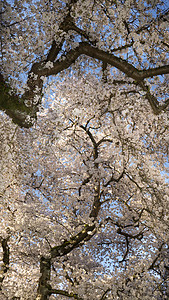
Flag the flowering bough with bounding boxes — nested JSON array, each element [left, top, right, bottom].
[[0, 1, 169, 299], [1, 1, 169, 126]]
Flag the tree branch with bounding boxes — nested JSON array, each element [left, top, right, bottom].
[[139, 65, 169, 79], [0, 73, 37, 127], [49, 289, 83, 300], [100, 288, 111, 300], [50, 223, 96, 258], [2, 35, 169, 127], [0, 237, 10, 290], [36, 257, 51, 300], [34, 42, 169, 114], [103, 169, 125, 187], [46, 40, 64, 62]]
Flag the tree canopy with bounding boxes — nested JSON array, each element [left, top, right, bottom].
[[0, 0, 169, 299]]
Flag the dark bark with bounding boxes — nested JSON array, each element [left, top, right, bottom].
[[1, 14, 169, 127], [36, 257, 51, 300], [0, 73, 38, 128], [0, 238, 10, 290], [36, 124, 104, 299]]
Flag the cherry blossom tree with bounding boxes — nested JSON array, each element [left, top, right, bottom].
[[0, 0, 169, 299]]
